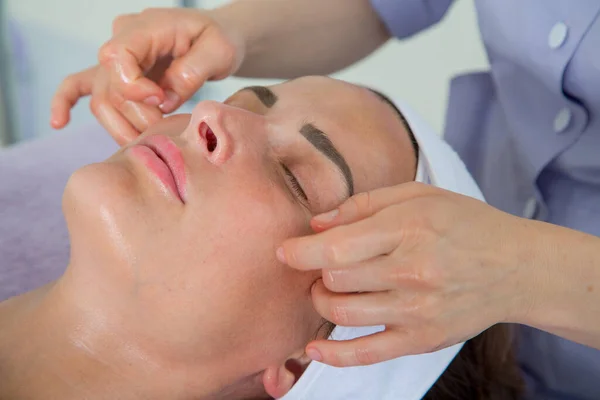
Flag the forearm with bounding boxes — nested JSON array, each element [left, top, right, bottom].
[[519, 220, 600, 349], [210, 0, 391, 78]]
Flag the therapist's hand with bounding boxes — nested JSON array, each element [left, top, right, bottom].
[[278, 182, 538, 367], [50, 8, 245, 145]]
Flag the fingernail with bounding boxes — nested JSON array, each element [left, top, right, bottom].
[[276, 247, 286, 263], [143, 95, 161, 106], [159, 90, 180, 113], [306, 348, 322, 362], [313, 209, 339, 224]]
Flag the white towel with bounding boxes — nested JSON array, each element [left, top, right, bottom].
[[281, 101, 486, 400]]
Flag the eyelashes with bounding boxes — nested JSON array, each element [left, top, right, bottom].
[[281, 164, 308, 203]]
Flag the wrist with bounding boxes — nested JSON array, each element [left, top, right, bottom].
[[510, 220, 600, 341], [501, 217, 544, 325]]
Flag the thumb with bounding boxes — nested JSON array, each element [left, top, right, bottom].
[[159, 28, 241, 113]]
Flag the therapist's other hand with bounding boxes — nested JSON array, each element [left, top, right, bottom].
[[278, 182, 536, 367], [50, 8, 245, 145]]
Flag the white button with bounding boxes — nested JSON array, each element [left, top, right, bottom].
[[548, 22, 568, 49], [554, 107, 572, 133], [523, 197, 538, 219]]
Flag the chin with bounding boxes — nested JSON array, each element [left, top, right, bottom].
[[62, 160, 144, 265]]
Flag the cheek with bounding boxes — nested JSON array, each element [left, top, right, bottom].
[[187, 180, 307, 271], [172, 179, 318, 353]]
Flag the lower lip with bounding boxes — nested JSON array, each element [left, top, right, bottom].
[[127, 145, 183, 202]]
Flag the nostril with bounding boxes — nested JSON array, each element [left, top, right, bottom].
[[206, 128, 217, 152], [199, 122, 218, 153]]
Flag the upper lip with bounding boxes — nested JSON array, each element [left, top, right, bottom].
[[139, 135, 187, 203]]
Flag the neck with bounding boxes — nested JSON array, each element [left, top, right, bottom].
[[0, 280, 151, 400], [0, 266, 231, 400]]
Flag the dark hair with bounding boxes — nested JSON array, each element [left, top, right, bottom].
[[424, 324, 524, 399]]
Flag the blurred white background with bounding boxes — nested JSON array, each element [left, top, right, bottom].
[[2, 0, 488, 144]]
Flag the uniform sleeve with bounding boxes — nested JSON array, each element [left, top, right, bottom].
[[369, 0, 455, 39]]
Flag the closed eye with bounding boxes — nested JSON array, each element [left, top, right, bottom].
[[282, 164, 308, 203]]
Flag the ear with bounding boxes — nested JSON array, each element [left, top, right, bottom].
[[262, 352, 312, 399]]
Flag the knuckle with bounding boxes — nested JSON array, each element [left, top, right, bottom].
[[397, 215, 438, 249], [111, 15, 128, 34], [172, 62, 204, 87], [98, 42, 118, 64], [388, 266, 410, 288], [423, 261, 444, 289], [329, 303, 351, 326], [89, 98, 102, 117], [409, 260, 430, 286], [413, 255, 444, 289], [354, 347, 378, 366], [346, 191, 373, 215], [107, 89, 125, 108], [213, 39, 237, 68], [61, 74, 78, 91], [321, 239, 341, 265]]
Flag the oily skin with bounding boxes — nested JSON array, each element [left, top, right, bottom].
[[0, 76, 415, 399]]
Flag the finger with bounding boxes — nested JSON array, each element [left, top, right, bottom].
[[322, 256, 416, 293], [90, 72, 139, 145], [111, 13, 136, 36], [311, 279, 395, 327], [98, 37, 164, 104], [159, 32, 235, 113], [118, 100, 163, 133], [306, 329, 417, 367], [279, 209, 400, 270], [50, 66, 97, 129], [90, 97, 139, 146], [311, 182, 441, 232]]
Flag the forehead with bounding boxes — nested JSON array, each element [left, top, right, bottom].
[[268, 77, 416, 191]]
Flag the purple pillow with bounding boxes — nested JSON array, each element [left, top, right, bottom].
[[0, 124, 116, 300]]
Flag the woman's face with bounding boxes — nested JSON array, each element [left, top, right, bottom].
[[61, 76, 416, 396]]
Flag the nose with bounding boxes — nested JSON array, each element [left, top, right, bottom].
[[185, 101, 237, 166]]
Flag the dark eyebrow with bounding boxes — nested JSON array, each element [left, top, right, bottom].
[[300, 124, 354, 197], [239, 86, 353, 197], [240, 86, 278, 108]]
